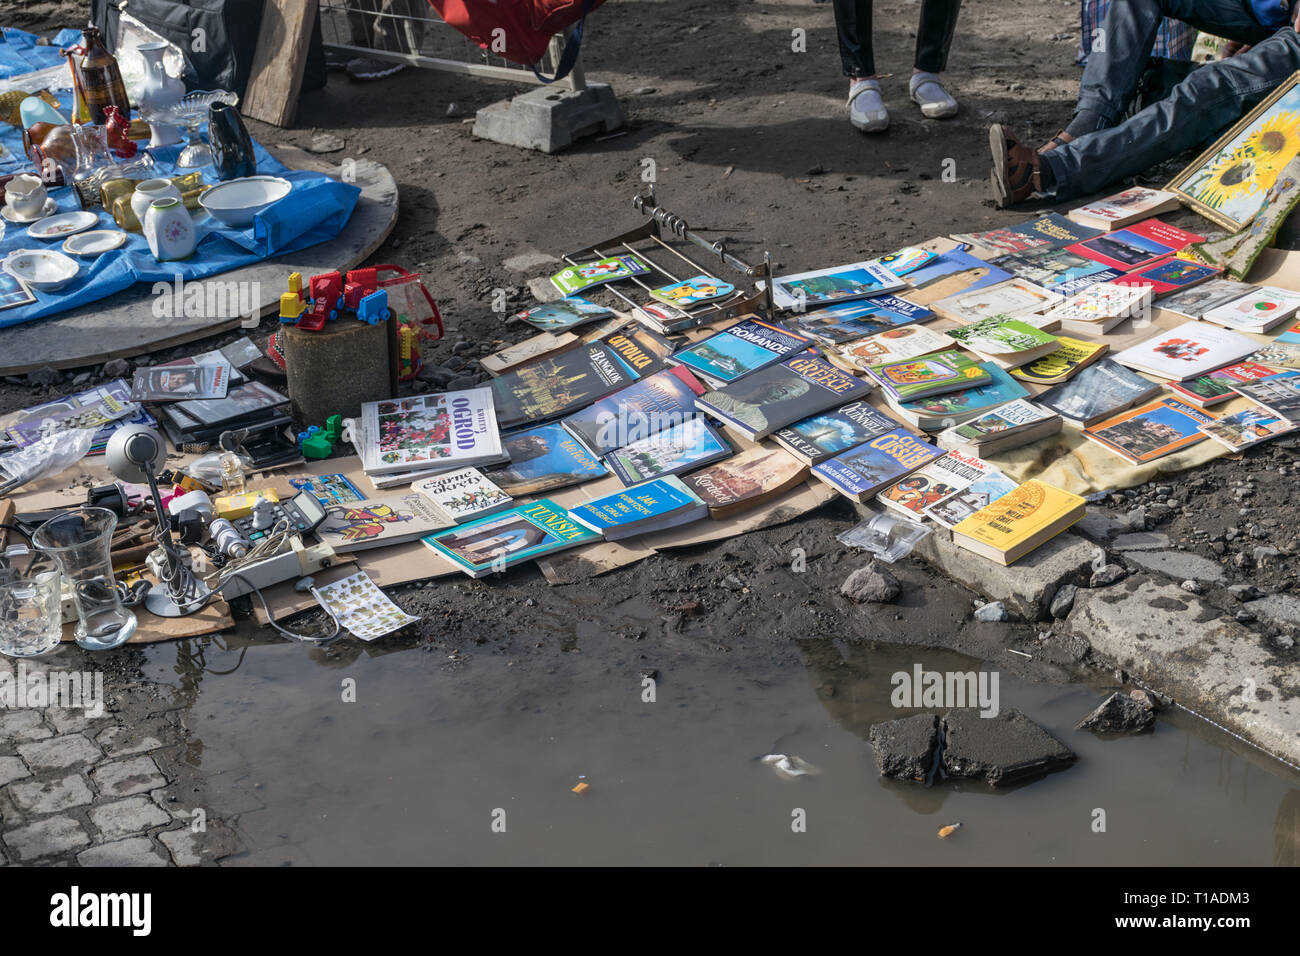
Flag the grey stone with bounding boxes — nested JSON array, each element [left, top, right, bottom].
[[473, 82, 625, 154], [1180, 579, 1205, 595], [1075, 691, 1155, 734], [1112, 532, 1171, 551], [9, 774, 93, 814], [1125, 506, 1147, 530], [26, 365, 60, 386], [1124, 549, 1227, 582], [16, 734, 100, 770], [941, 709, 1076, 787], [974, 601, 1009, 622], [0, 710, 52, 742], [1090, 564, 1129, 587], [502, 251, 561, 273], [101, 357, 129, 378], [1254, 546, 1282, 565], [95, 727, 163, 758], [1228, 584, 1262, 602], [1073, 513, 1126, 544], [5, 815, 90, 861], [159, 821, 240, 866], [1049, 584, 1078, 620], [526, 277, 562, 303], [92, 755, 167, 798], [0, 755, 31, 787], [869, 714, 940, 781], [307, 131, 346, 153], [1249, 593, 1300, 631], [841, 562, 901, 604], [77, 838, 166, 867], [46, 709, 97, 734], [89, 796, 171, 841]]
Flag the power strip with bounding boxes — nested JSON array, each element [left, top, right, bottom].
[[217, 537, 342, 599]]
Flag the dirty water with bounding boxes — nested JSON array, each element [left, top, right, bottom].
[[141, 619, 1300, 866]]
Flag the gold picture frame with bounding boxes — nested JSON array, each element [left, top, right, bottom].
[[1167, 69, 1300, 233]]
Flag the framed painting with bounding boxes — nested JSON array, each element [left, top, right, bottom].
[[1167, 70, 1300, 232]]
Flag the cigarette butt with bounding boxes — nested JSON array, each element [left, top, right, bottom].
[[938, 823, 962, 839]]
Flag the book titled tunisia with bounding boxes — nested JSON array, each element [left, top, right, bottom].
[[1083, 397, 1216, 464], [422, 499, 599, 578], [812, 428, 942, 502], [952, 479, 1087, 566], [695, 354, 872, 440]]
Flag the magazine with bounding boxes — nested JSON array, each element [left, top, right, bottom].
[[770, 261, 903, 309]]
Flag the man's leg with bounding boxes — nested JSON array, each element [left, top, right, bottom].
[[1046, 28, 1300, 201], [914, 0, 961, 73], [832, 0, 875, 77], [1074, 0, 1272, 132]]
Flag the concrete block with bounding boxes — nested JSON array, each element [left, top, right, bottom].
[[159, 821, 240, 866], [911, 529, 1098, 620], [1247, 593, 1300, 631], [9, 774, 92, 814], [89, 796, 171, 841], [473, 83, 625, 153], [91, 755, 167, 798], [17, 734, 101, 770], [1124, 549, 1226, 582], [77, 837, 166, 867], [5, 815, 90, 861], [0, 711, 51, 743], [0, 755, 30, 788]]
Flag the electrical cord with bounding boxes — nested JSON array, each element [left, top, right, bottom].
[[201, 517, 294, 592], [222, 569, 343, 646]]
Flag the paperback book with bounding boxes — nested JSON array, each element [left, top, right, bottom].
[[316, 492, 453, 553], [1049, 267, 1125, 296], [354, 387, 503, 476], [1042, 281, 1152, 333], [1083, 397, 1216, 463], [836, 324, 956, 371], [952, 479, 1086, 565], [4, 380, 155, 455], [492, 343, 640, 430], [562, 366, 706, 456], [875, 247, 938, 278], [1155, 278, 1256, 321], [680, 447, 810, 517], [945, 316, 1060, 369], [7, 393, 136, 448], [1035, 359, 1164, 426], [287, 473, 365, 505], [770, 261, 903, 310], [886, 364, 1031, 432], [1066, 219, 1205, 271], [937, 398, 1061, 452], [1113, 256, 1220, 296], [812, 429, 943, 502], [650, 275, 735, 307], [866, 350, 993, 402], [1009, 337, 1109, 385], [569, 476, 707, 540], [670, 317, 812, 385], [901, 250, 1013, 295], [551, 255, 652, 296], [422, 499, 599, 579], [1248, 341, 1300, 371], [876, 449, 992, 519], [1231, 371, 1300, 421], [924, 470, 1019, 529], [411, 466, 514, 524], [1167, 361, 1278, 407], [485, 423, 607, 496], [771, 399, 901, 465], [1199, 406, 1297, 450], [952, 213, 1101, 254], [695, 354, 872, 440], [633, 301, 698, 335], [1112, 322, 1258, 381], [991, 246, 1113, 289], [601, 326, 677, 376], [1066, 187, 1181, 230], [604, 416, 732, 487], [792, 295, 932, 344], [930, 278, 1062, 324], [514, 296, 613, 332], [1200, 286, 1300, 333]]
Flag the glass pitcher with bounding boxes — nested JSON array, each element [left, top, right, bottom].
[[32, 508, 136, 650]]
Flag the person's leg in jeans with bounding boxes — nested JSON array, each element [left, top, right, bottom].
[[833, 0, 890, 131], [910, 0, 962, 117]]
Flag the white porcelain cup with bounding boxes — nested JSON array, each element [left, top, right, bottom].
[[129, 178, 183, 226], [5, 174, 48, 219]]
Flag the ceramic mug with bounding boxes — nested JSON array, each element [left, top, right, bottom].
[[129, 178, 182, 225], [5, 174, 47, 219], [143, 197, 196, 261]]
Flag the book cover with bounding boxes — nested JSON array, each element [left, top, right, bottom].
[[792, 300, 896, 343], [772, 399, 901, 464], [952, 213, 1101, 254], [287, 473, 366, 505], [1113, 257, 1220, 296], [1049, 267, 1125, 296], [172, 380, 288, 430], [316, 492, 453, 553], [696, 354, 872, 439], [1084, 397, 1216, 463], [605, 416, 732, 486], [1036, 359, 1163, 424], [1113, 322, 1257, 381], [358, 387, 502, 476], [650, 275, 735, 307], [890, 364, 1031, 429], [950, 398, 1053, 442], [952, 479, 1086, 557], [671, 317, 812, 384], [6, 380, 156, 455], [1043, 281, 1152, 325], [632, 301, 694, 333], [569, 476, 704, 534], [1167, 361, 1278, 406], [1067, 219, 1204, 271], [1067, 187, 1180, 229], [1280, 319, 1300, 345], [931, 277, 1062, 324], [877, 449, 992, 517], [551, 255, 652, 295], [812, 429, 942, 499], [946, 316, 1059, 358], [601, 326, 677, 376], [867, 350, 992, 402], [771, 261, 903, 309], [8, 393, 136, 447], [1156, 278, 1257, 320], [875, 247, 938, 277], [492, 343, 639, 430], [423, 499, 599, 578], [924, 470, 1019, 528], [680, 447, 809, 515], [1248, 341, 1300, 371], [562, 366, 706, 456], [1232, 371, 1300, 420], [1199, 406, 1297, 450], [412, 466, 514, 523], [1010, 337, 1109, 385], [991, 246, 1113, 288], [902, 250, 1013, 293], [838, 324, 955, 371], [484, 422, 607, 495], [1202, 286, 1300, 332], [130, 361, 230, 402], [515, 296, 612, 332]]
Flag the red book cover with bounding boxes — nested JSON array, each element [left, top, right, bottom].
[[1066, 219, 1206, 272], [1112, 256, 1221, 295]]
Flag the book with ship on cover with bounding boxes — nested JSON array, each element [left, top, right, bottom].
[[951, 479, 1086, 566], [670, 317, 813, 385], [695, 354, 872, 441]]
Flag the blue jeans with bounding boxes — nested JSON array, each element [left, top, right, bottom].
[[1043, 25, 1300, 201]]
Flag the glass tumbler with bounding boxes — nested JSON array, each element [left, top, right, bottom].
[[32, 508, 136, 650], [0, 571, 63, 658]]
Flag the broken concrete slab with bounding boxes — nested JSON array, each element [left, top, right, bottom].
[[1073, 513, 1127, 544], [941, 709, 1076, 786], [911, 528, 1097, 620], [1112, 532, 1172, 551], [1068, 577, 1300, 766], [1123, 549, 1226, 583], [473, 83, 625, 153], [869, 714, 940, 782], [1247, 593, 1300, 631], [1076, 691, 1155, 734]]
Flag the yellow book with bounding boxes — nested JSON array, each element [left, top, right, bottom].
[[951, 479, 1086, 566], [1009, 336, 1109, 385]]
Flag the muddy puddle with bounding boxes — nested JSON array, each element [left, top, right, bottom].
[[141, 617, 1300, 866]]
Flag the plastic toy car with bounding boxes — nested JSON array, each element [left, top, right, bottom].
[[355, 288, 391, 325], [308, 271, 344, 312]]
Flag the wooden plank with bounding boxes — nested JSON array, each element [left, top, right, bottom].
[[242, 0, 320, 128]]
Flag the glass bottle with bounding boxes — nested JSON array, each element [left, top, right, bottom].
[[78, 27, 131, 126]]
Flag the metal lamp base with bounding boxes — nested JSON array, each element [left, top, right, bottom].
[[144, 580, 212, 618]]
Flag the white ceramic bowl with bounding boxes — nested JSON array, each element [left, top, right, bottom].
[[3, 248, 80, 292], [198, 175, 291, 227]]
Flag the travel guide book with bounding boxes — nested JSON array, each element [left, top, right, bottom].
[[1035, 359, 1164, 426], [670, 317, 812, 385], [876, 450, 993, 519], [695, 354, 872, 440], [901, 250, 1012, 294], [1154, 278, 1256, 321], [680, 447, 810, 518], [1049, 267, 1125, 296], [930, 277, 1062, 325], [836, 324, 955, 372], [568, 476, 707, 540], [792, 295, 932, 344], [423, 499, 599, 579], [952, 479, 1086, 566], [600, 326, 676, 376], [411, 466, 514, 524], [551, 255, 652, 296], [562, 366, 706, 456], [944, 316, 1060, 369], [924, 470, 1019, 529], [130, 361, 231, 402], [1112, 322, 1258, 381], [812, 428, 942, 502], [1112, 257, 1220, 296], [1066, 187, 1181, 230], [887, 364, 1031, 432], [937, 398, 1061, 452], [1201, 286, 1300, 333], [353, 387, 503, 477], [771, 399, 901, 465], [1248, 341, 1300, 371], [951, 213, 1101, 254], [316, 492, 452, 553], [604, 416, 732, 487], [1010, 337, 1109, 385], [770, 260, 903, 310], [515, 296, 613, 332], [991, 246, 1114, 289], [875, 247, 938, 278], [1231, 371, 1300, 421], [484, 423, 607, 496], [1167, 361, 1278, 407], [649, 275, 736, 308], [1042, 281, 1152, 333], [1199, 406, 1297, 451], [866, 349, 992, 402], [1083, 397, 1216, 464], [1066, 219, 1205, 271], [492, 342, 640, 431]]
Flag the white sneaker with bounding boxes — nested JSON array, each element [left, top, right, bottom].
[[909, 72, 958, 119], [848, 80, 889, 133]]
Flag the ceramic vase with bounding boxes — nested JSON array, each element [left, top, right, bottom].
[[135, 42, 184, 148], [143, 197, 196, 261], [129, 178, 182, 225]]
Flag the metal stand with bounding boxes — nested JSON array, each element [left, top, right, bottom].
[[141, 468, 211, 618]]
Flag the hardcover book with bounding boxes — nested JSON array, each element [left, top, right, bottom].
[[484, 422, 607, 496], [551, 255, 652, 295], [1199, 406, 1297, 450], [866, 350, 992, 402], [1231, 371, 1300, 420], [354, 388, 503, 476], [680, 446, 810, 517], [670, 317, 812, 384], [422, 499, 599, 578], [695, 354, 872, 440], [411, 466, 514, 524], [1083, 397, 1216, 463], [930, 278, 1062, 324], [604, 416, 732, 486], [1066, 187, 1181, 230], [514, 296, 612, 332], [1035, 359, 1164, 426], [812, 428, 942, 502], [1112, 322, 1257, 381], [771, 399, 901, 465], [316, 492, 453, 553], [1167, 361, 1278, 407], [491, 343, 640, 430], [952, 479, 1086, 565], [770, 260, 904, 309], [1154, 278, 1257, 321], [568, 476, 707, 540], [924, 470, 1019, 528], [1009, 337, 1109, 385], [876, 449, 992, 519], [562, 366, 706, 456]]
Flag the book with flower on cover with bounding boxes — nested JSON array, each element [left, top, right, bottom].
[[352, 388, 504, 477], [411, 467, 514, 524]]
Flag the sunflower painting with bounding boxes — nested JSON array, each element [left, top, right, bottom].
[[1168, 72, 1300, 232]]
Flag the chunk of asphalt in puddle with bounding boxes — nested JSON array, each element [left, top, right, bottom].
[[941, 709, 1076, 787]]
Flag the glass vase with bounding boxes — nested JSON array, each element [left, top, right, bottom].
[[0, 572, 63, 659], [32, 508, 136, 651]]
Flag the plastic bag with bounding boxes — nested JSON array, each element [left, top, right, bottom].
[[0, 428, 96, 496], [836, 509, 931, 563]]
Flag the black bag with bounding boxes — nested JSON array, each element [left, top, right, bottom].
[[90, 0, 326, 98]]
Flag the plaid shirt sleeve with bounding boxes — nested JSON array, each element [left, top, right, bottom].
[[1078, 0, 1197, 64]]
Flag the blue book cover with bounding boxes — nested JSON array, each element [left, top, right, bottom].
[[894, 364, 1031, 427], [773, 399, 902, 464], [671, 318, 812, 384], [812, 428, 942, 499], [903, 250, 1013, 291], [422, 498, 598, 578], [869, 294, 934, 323], [484, 422, 606, 496], [1049, 268, 1125, 296], [568, 476, 703, 532], [605, 416, 732, 486], [561, 366, 705, 455]]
